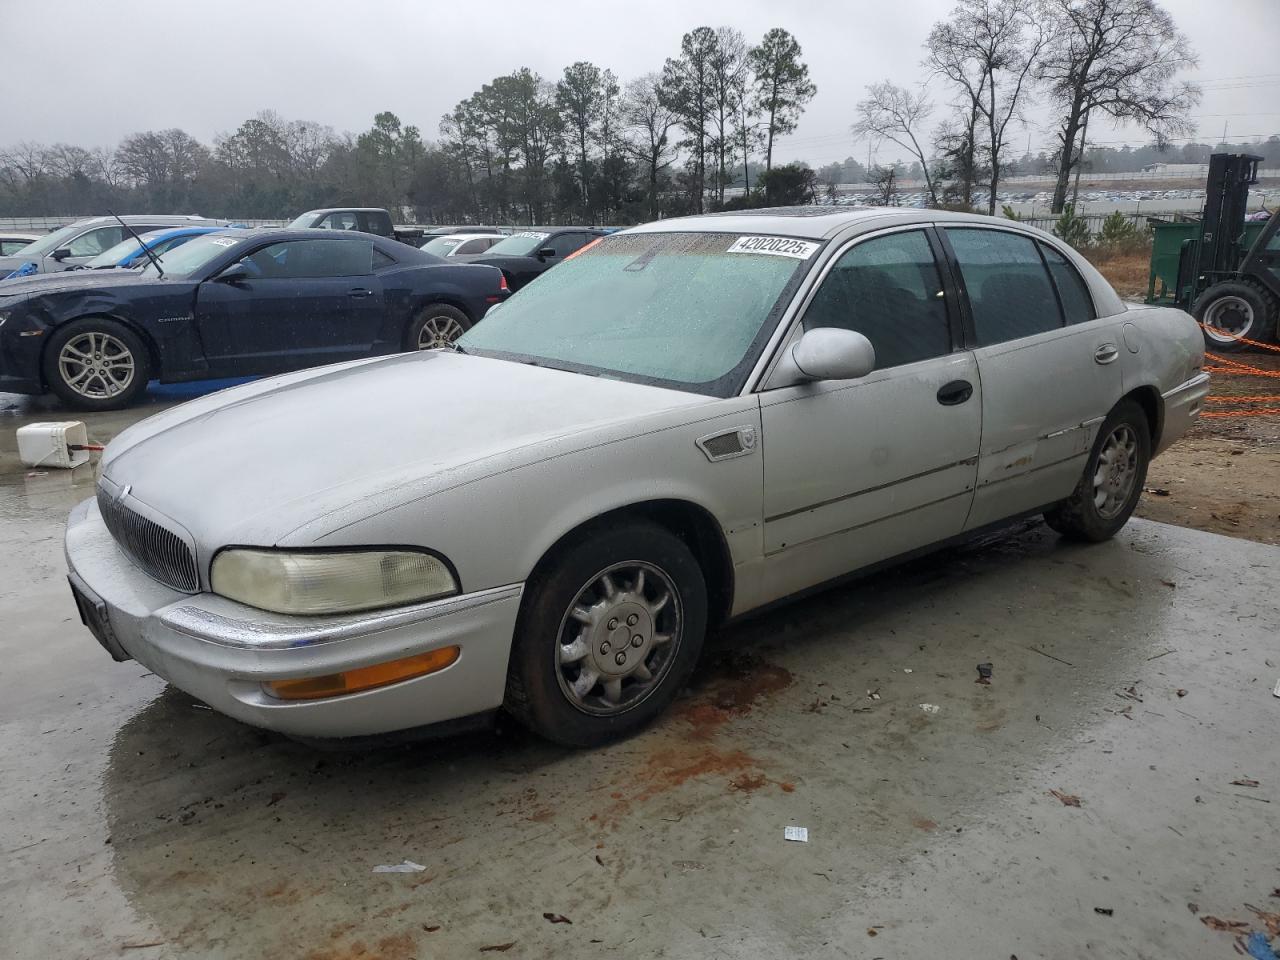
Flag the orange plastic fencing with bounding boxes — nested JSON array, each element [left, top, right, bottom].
[[1197, 322, 1280, 354]]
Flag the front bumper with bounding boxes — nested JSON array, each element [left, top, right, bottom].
[[65, 497, 523, 738], [1156, 371, 1210, 456]]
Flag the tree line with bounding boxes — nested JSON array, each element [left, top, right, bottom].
[[0, 1, 1261, 225], [0, 25, 817, 225]]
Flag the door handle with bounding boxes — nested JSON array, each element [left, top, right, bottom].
[[936, 379, 974, 406], [348, 288, 373, 299], [1094, 343, 1119, 364]]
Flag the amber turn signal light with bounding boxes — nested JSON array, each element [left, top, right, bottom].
[[263, 646, 460, 701]]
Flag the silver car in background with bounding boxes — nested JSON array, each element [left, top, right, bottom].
[[0, 215, 228, 276], [65, 207, 1209, 747]]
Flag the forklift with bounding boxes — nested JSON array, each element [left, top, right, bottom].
[[1145, 153, 1280, 351]]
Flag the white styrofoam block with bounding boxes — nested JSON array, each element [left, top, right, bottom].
[[16, 421, 89, 469]]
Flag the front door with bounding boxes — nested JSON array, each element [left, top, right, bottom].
[[758, 227, 981, 606], [195, 237, 383, 375], [939, 226, 1126, 530]]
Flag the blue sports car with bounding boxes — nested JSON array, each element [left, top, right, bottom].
[[72, 226, 231, 271], [0, 228, 509, 409]]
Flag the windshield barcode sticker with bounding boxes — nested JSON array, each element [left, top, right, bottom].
[[515, 231, 550, 240], [727, 236, 820, 259], [209, 237, 241, 247]]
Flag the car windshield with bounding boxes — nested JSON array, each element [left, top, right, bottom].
[[482, 231, 552, 257], [138, 233, 244, 279], [86, 232, 163, 269], [458, 231, 820, 397], [13, 222, 84, 258], [421, 236, 466, 256], [286, 212, 320, 228]]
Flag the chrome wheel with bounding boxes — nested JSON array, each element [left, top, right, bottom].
[[416, 315, 466, 349], [555, 561, 683, 717], [57, 331, 136, 400], [1202, 295, 1255, 343], [1093, 424, 1139, 519]]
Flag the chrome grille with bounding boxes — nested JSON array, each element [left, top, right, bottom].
[[96, 487, 199, 592]]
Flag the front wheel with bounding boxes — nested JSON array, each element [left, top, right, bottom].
[[42, 317, 151, 410], [504, 521, 708, 747], [405, 303, 470, 351], [1044, 399, 1151, 542], [1192, 280, 1276, 352]]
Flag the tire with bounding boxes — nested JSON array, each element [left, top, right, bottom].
[[42, 317, 151, 410], [1044, 399, 1152, 543], [1192, 280, 1276, 352], [504, 521, 708, 748], [404, 303, 470, 351]]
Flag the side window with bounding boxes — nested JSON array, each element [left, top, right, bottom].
[[372, 248, 396, 270], [67, 226, 125, 257], [548, 233, 586, 258], [243, 238, 372, 279], [455, 238, 490, 255], [1040, 243, 1096, 324], [319, 212, 359, 231], [802, 229, 952, 370], [361, 211, 393, 236], [946, 228, 1062, 345]]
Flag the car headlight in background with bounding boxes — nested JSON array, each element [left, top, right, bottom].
[[210, 548, 458, 615]]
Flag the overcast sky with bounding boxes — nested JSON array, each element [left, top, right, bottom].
[[5, 0, 1278, 167]]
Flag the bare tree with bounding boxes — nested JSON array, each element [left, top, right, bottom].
[[623, 73, 680, 219], [853, 82, 939, 205], [1038, 0, 1199, 213], [870, 164, 900, 205], [707, 27, 747, 205]]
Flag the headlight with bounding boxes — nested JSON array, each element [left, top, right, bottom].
[[210, 549, 458, 615]]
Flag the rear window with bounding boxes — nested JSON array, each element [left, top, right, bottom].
[[1040, 243, 1096, 325]]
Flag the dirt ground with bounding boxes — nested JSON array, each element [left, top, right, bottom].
[[1138, 350, 1280, 546]]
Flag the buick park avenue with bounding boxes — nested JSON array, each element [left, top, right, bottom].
[[65, 207, 1208, 747]]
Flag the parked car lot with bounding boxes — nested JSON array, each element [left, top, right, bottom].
[[0, 228, 508, 408], [420, 231, 508, 257], [455, 226, 606, 288], [0, 215, 230, 277], [0, 231, 40, 256], [71, 225, 228, 271], [63, 207, 1208, 746]]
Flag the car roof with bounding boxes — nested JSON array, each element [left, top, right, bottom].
[[621, 206, 1046, 240], [428, 232, 507, 241], [1, 232, 42, 240], [299, 208, 389, 216], [204, 227, 430, 259], [67, 215, 225, 228]]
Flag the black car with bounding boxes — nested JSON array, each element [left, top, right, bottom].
[[456, 228, 605, 290], [0, 229, 508, 409]]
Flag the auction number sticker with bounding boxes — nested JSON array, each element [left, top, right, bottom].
[[210, 237, 241, 248], [515, 231, 550, 240], [727, 236, 820, 259]]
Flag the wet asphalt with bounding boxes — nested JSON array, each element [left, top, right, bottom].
[[1, 384, 1278, 960]]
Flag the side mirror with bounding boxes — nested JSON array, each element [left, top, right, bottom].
[[51, 248, 72, 261], [214, 261, 250, 283], [771, 327, 876, 387], [537, 247, 556, 260]]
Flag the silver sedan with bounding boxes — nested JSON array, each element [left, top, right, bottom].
[[65, 208, 1209, 747]]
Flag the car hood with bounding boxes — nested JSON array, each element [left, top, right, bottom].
[[0, 268, 154, 298], [101, 351, 713, 549]]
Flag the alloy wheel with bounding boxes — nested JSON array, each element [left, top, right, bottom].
[[554, 561, 683, 716], [1093, 424, 1139, 519], [57, 331, 136, 400], [417, 315, 466, 349]]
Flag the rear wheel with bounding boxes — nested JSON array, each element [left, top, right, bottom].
[[405, 303, 470, 351], [504, 521, 708, 747], [43, 317, 150, 410], [1044, 399, 1151, 542], [1192, 280, 1276, 352]]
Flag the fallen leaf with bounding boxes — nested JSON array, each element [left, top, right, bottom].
[[1201, 916, 1249, 932], [1231, 778, 1260, 788], [542, 913, 572, 925], [867, 928, 878, 937], [479, 943, 517, 953], [1049, 789, 1082, 807], [423, 925, 441, 933], [1247, 905, 1280, 938], [1094, 907, 1114, 916], [1145, 487, 1171, 496], [1176, 689, 1188, 698], [1116, 685, 1144, 703], [1161, 579, 1177, 589]]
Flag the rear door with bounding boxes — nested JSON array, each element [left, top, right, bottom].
[[758, 227, 981, 605], [194, 237, 383, 374], [939, 226, 1125, 530]]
